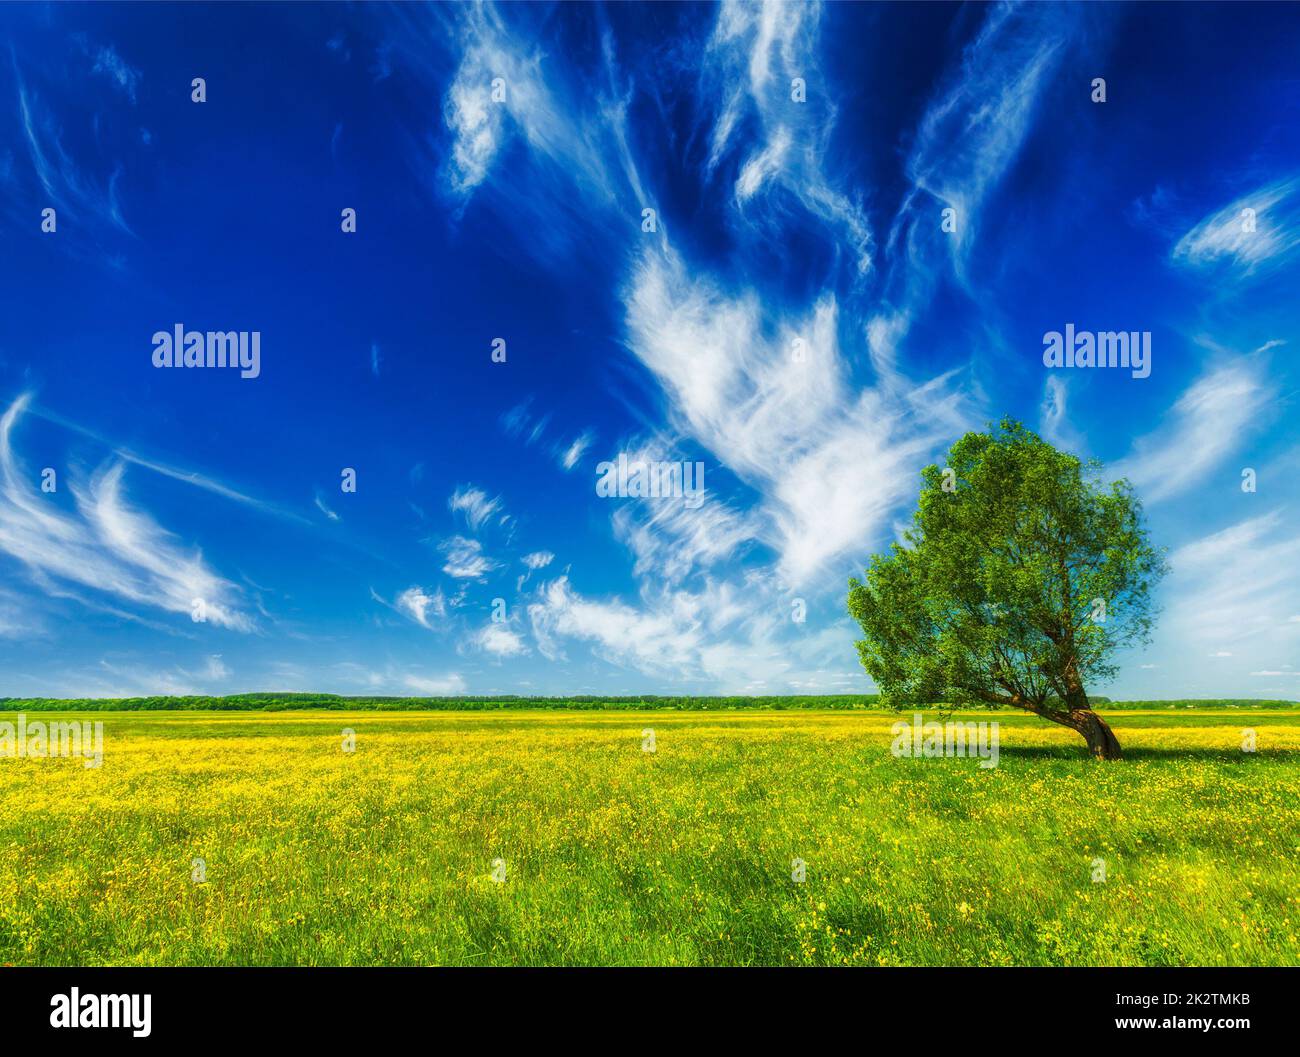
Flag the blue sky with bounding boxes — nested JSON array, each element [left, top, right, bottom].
[[0, 1, 1297, 699]]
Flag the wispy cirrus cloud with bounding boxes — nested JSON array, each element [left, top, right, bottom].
[[1112, 359, 1272, 503], [375, 0, 653, 275], [0, 584, 35, 638], [1171, 176, 1300, 278], [705, 0, 872, 275], [1158, 513, 1300, 675], [0, 394, 252, 632], [28, 402, 311, 526], [896, 2, 1076, 275], [624, 247, 968, 585], [391, 0, 1283, 698], [394, 585, 446, 629], [435, 1, 629, 210], [79, 38, 142, 104], [622, 2, 1065, 593], [515, 549, 554, 592], [1038, 376, 1087, 456], [448, 484, 503, 531], [439, 534, 499, 579], [439, 4, 520, 194], [92, 654, 230, 696], [314, 493, 340, 522], [558, 430, 594, 472], [607, 434, 757, 585], [422, 1, 980, 595], [11, 54, 134, 239], [613, 495, 756, 587], [866, 1, 1089, 387]]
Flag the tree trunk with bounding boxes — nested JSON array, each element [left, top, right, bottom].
[[1071, 709, 1122, 761], [1026, 703, 1124, 760], [1060, 658, 1122, 760]]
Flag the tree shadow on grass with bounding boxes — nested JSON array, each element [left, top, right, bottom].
[[993, 746, 1300, 763]]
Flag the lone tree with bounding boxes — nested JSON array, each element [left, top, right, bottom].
[[847, 419, 1165, 760]]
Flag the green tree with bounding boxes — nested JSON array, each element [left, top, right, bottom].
[[847, 419, 1165, 760]]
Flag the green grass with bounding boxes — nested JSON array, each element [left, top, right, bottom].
[[1, 708, 1297, 966]]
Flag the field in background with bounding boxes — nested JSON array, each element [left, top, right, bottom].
[[2, 708, 1298, 966]]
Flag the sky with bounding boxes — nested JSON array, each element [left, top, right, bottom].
[[0, 1, 1297, 700]]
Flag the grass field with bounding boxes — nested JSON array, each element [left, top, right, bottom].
[[2, 708, 1298, 966]]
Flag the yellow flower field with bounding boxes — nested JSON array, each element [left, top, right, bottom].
[[2, 708, 1298, 966]]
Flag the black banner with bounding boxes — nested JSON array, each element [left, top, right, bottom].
[[3, 966, 1293, 1044]]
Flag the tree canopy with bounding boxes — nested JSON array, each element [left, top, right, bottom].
[[847, 419, 1166, 759]]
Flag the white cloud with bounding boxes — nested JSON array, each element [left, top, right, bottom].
[[559, 430, 594, 471], [440, 7, 516, 194], [706, 0, 872, 273], [1039, 375, 1085, 455], [525, 573, 857, 690], [439, 535, 500, 579], [515, 549, 555, 592], [471, 623, 528, 657], [448, 485, 502, 530], [28, 401, 308, 525], [500, 400, 551, 448], [610, 437, 758, 585], [1161, 512, 1300, 651], [867, 0, 1082, 370], [80, 462, 253, 631], [200, 654, 231, 680], [615, 499, 756, 586], [528, 575, 717, 675], [1101, 508, 1300, 697], [314, 493, 340, 521], [1171, 176, 1300, 276], [734, 125, 789, 201], [900, 2, 1074, 275], [437, 2, 626, 207], [624, 248, 968, 585], [93, 653, 232, 697], [14, 63, 133, 237], [394, 585, 446, 629], [0, 585, 33, 638], [0, 395, 253, 632], [87, 43, 142, 104], [1113, 359, 1271, 503], [403, 673, 468, 695]]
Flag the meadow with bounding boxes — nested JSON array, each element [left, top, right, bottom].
[[2, 708, 1298, 966]]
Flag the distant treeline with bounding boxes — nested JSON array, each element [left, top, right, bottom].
[[0, 693, 876, 712], [1096, 699, 1297, 710], [0, 692, 1294, 712]]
